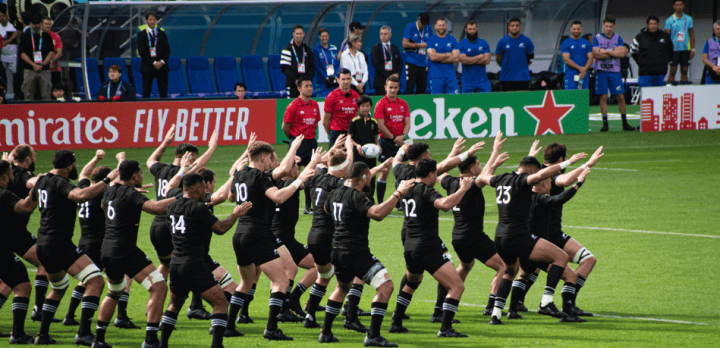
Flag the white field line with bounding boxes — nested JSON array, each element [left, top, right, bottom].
[[420, 300, 709, 326]]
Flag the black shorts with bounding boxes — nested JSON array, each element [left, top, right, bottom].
[[307, 228, 333, 266], [289, 138, 318, 167], [494, 234, 540, 272], [150, 224, 174, 258], [546, 230, 572, 249], [378, 138, 399, 162], [452, 233, 497, 265], [9, 229, 36, 257], [169, 262, 218, 298], [276, 236, 310, 265], [401, 229, 449, 253], [78, 241, 104, 270], [232, 232, 279, 267], [404, 242, 449, 275], [0, 254, 30, 289], [36, 241, 84, 274], [204, 255, 221, 272], [501, 81, 530, 92], [101, 241, 153, 281], [332, 250, 385, 286], [670, 51, 691, 67]]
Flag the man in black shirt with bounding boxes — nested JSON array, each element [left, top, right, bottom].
[[347, 95, 381, 200], [0, 160, 40, 344], [228, 140, 314, 340], [318, 162, 413, 346], [91, 160, 179, 348], [439, 131, 510, 317], [137, 11, 170, 98], [31, 150, 118, 345], [281, 25, 315, 98], [19, 14, 54, 100], [160, 174, 252, 348], [146, 125, 217, 320], [476, 149, 587, 325]]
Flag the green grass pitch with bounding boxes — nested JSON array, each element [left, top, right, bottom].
[[2, 105, 719, 347]]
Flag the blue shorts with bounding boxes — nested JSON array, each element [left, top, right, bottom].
[[462, 81, 491, 93], [429, 76, 459, 95], [638, 75, 665, 87], [705, 76, 720, 85], [595, 71, 624, 96], [564, 74, 589, 90]]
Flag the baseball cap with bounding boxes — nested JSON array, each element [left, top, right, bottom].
[[349, 21, 366, 31], [418, 12, 430, 25]]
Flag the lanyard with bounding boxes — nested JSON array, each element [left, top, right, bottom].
[[107, 83, 123, 99], [674, 15, 687, 33], [416, 24, 426, 44], [351, 51, 362, 73], [147, 28, 157, 47], [321, 47, 333, 66], [292, 44, 305, 63], [382, 43, 391, 60], [31, 32, 42, 51]]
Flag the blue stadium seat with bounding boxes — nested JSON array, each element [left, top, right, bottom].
[[241, 55, 270, 92], [366, 56, 375, 95], [75, 58, 102, 99], [186, 56, 215, 94], [267, 55, 285, 92], [214, 56, 240, 93], [399, 52, 407, 95], [167, 57, 187, 95], [103, 57, 131, 85], [131, 57, 159, 97]]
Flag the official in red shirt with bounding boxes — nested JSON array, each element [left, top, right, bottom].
[[322, 68, 359, 147], [374, 76, 410, 202]]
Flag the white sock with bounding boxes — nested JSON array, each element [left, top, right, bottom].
[[541, 294, 554, 307], [492, 307, 503, 319]]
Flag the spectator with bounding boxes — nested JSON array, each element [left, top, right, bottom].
[[0, 85, 5, 103], [41, 17, 62, 86], [370, 25, 401, 96], [495, 17, 534, 92], [138, 11, 170, 98], [458, 20, 491, 93], [340, 35, 368, 94], [664, 0, 694, 83], [19, 14, 54, 100], [51, 83, 65, 100], [593, 16, 634, 132], [631, 16, 673, 88], [373, 75, 409, 203], [403, 12, 432, 95], [313, 27, 339, 97], [338, 21, 365, 62], [98, 64, 136, 101], [347, 95, 381, 199], [561, 21, 593, 90], [701, 20, 720, 84], [281, 24, 315, 99], [1, 9, 20, 95], [427, 18, 459, 95], [234, 82, 250, 99], [323, 68, 359, 147]]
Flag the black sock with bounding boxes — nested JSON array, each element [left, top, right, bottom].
[[561, 283, 577, 313], [306, 283, 327, 320], [190, 292, 203, 310], [267, 292, 284, 331], [79, 296, 100, 336], [621, 114, 628, 123], [346, 284, 363, 321], [304, 187, 312, 209], [322, 300, 342, 336], [95, 320, 109, 343], [117, 291, 130, 319], [211, 313, 228, 347], [145, 322, 159, 344], [11, 297, 30, 337], [486, 294, 496, 311], [509, 280, 527, 311], [34, 275, 49, 313], [289, 283, 307, 302], [160, 310, 178, 346], [493, 278, 512, 318], [39, 298, 60, 335], [65, 285, 85, 319], [546, 265, 564, 295], [434, 283, 447, 317], [227, 291, 245, 330], [376, 180, 387, 203], [602, 115, 609, 125], [440, 298, 459, 332], [224, 291, 232, 303], [575, 275, 587, 296], [520, 272, 538, 304], [241, 284, 256, 316], [282, 280, 294, 312], [399, 273, 408, 292], [369, 301, 387, 338], [393, 291, 412, 326], [0, 293, 7, 310]]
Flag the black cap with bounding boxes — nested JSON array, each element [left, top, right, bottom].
[[53, 150, 76, 169], [418, 12, 430, 25], [349, 21, 365, 31]]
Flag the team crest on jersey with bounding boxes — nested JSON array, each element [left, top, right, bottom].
[[339, 100, 344, 103], [446, 43, 452, 47], [581, 44, 586, 48], [506, 44, 511, 49], [519, 43, 525, 48], [659, 39, 665, 43], [468, 48, 472, 52], [571, 45, 575, 49], [400, 106, 404, 111], [300, 111, 304, 114]]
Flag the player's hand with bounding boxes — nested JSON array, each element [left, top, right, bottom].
[[135, 187, 150, 193], [311, 147, 326, 163], [393, 136, 404, 147], [234, 201, 253, 217], [577, 168, 590, 183], [528, 140, 542, 157], [568, 153, 587, 164], [493, 131, 506, 150], [1, 152, 9, 162], [585, 146, 604, 168], [396, 178, 416, 195], [298, 167, 316, 182], [208, 130, 218, 149], [468, 141, 485, 156], [291, 134, 305, 150], [95, 150, 106, 160], [450, 137, 466, 156], [356, 144, 363, 155], [116, 152, 126, 163], [400, 143, 411, 154], [180, 152, 194, 171], [163, 124, 176, 144], [493, 152, 510, 168], [459, 176, 473, 191], [247, 132, 257, 149], [333, 134, 347, 150]]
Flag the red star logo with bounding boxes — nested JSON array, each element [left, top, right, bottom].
[[524, 91, 575, 136]]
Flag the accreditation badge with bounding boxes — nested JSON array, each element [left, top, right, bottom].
[[150, 47, 157, 57], [298, 63, 306, 74], [384, 61, 393, 71], [326, 65, 334, 76], [33, 51, 43, 64]]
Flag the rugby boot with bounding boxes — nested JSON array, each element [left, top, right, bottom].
[[507, 311, 523, 319], [538, 302, 568, 318], [437, 329, 468, 338], [114, 317, 140, 329], [343, 318, 369, 333], [388, 323, 408, 333], [263, 328, 293, 341], [364, 335, 398, 347], [9, 334, 34, 344], [187, 307, 212, 320], [319, 332, 339, 343], [74, 333, 95, 347]]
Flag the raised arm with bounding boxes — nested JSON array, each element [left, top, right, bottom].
[[142, 197, 177, 215], [433, 177, 472, 211], [212, 202, 252, 234], [555, 146, 603, 187], [163, 152, 197, 196], [437, 141, 485, 175], [476, 131, 506, 187], [527, 152, 586, 185], [477, 152, 510, 186], [368, 158, 393, 179], [393, 143, 410, 170], [67, 181, 109, 203], [79, 150, 105, 181], [545, 168, 589, 206], [367, 179, 414, 220], [147, 124, 176, 170], [272, 134, 305, 181], [266, 166, 314, 204]]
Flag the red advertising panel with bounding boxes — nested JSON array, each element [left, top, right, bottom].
[[0, 99, 276, 152]]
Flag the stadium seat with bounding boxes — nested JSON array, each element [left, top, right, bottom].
[[399, 52, 407, 94], [214, 56, 240, 93], [167, 57, 187, 96], [75, 57, 102, 99], [242, 55, 284, 98], [267, 55, 285, 92], [366, 56, 375, 95], [186, 56, 215, 94], [131, 57, 159, 97], [103, 57, 131, 85]]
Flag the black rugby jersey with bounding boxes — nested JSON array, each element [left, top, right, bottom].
[[305, 173, 346, 230], [166, 197, 219, 264], [150, 162, 181, 227], [78, 179, 106, 245], [10, 166, 35, 230], [325, 186, 374, 252], [441, 175, 485, 241], [102, 184, 150, 247], [403, 182, 443, 248], [32, 173, 78, 246], [528, 189, 576, 239], [489, 172, 533, 238], [271, 179, 300, 239], [231, 167, 274, 235]]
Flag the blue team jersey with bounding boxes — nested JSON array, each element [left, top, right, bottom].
[[495, 34, 534, 81], [403, 22, 433, 67], [665, 14, 693, 51], [560, 37, 592, 75], [427, 34, 459, 78], [458, 37, 490, 85]]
